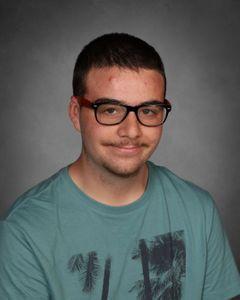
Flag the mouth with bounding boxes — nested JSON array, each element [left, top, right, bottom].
[[116, 145, 140, 151], [107, 144, 146, 155]]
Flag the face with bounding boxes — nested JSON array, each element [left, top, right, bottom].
[[69, 67, 165, 178]]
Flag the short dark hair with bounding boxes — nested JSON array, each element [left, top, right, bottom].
[[72, 33, 166, 97]]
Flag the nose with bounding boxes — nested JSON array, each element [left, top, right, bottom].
[[117, 111, 142, 139]]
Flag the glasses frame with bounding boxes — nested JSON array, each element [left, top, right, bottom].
[[77, 97, 172, 127]]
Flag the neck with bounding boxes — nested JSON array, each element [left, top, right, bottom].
[[68, 155, 149, 207]]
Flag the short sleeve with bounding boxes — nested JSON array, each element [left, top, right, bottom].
[[202, 195, 240, 299], [0, 220, 50, 299]]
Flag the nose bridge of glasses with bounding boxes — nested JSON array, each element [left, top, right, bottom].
[[121, 105, 142, 126]]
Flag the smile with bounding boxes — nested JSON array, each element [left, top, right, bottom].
[[110, 145, 142, 155]]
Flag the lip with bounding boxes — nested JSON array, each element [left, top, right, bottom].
[[111, 145, 142, 154]]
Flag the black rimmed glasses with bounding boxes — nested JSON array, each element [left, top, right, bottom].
[[77, 97, 172, 127]]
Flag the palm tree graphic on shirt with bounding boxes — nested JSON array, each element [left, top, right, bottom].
[[129, 231, 186, 299], [68, 251, 111, 299], [68, 230, 185, 299]]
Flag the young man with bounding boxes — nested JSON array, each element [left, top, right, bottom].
[[0, 33, 239, 299]]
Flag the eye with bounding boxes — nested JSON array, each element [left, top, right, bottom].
[[104, 107, 117, 115], [97, 104, 123, 116], [141, 108, 158, 115], [100, 106, 119, 115]]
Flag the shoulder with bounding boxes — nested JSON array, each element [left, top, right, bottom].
[[148, 161, 216, 216], [3, 167, 66, 232]]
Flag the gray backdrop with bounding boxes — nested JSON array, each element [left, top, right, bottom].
[[1, 0, 240, 268]]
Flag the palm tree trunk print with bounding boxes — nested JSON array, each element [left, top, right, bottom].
[[139, 239, 152, 300], [101, 256, 111, 300]]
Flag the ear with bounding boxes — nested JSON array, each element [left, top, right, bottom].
[[68, 96, 81, 132]]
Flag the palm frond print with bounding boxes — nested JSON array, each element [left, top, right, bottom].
[[129, 230, 186, 300], [68, 251, 100, 293]]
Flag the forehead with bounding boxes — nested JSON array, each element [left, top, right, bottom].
[[84, 67, 165, 103]]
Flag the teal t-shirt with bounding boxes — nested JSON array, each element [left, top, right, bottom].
[[0, 161, 240, 299]]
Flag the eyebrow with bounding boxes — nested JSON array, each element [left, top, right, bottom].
[[94, 98, 164, 106], [94, 98, 122, 105]]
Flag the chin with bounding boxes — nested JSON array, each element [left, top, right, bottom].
[[102, 160, 145, 178]]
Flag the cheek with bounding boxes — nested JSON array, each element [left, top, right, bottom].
[[80, 111, 97, 136], [79, 114, 95, 144], [145, 128, 163, 145], [80, 115, 112, 146]]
